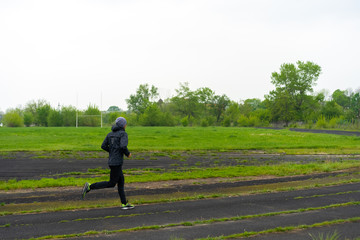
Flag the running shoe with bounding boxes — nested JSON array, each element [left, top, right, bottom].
[[121, 202, 135, 210], [81, 182, 91, 199]]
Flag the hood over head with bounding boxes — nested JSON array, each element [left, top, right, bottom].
[[115, 117, 127, 128]]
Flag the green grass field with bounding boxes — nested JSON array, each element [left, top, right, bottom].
[[1, 127, 360, 153]]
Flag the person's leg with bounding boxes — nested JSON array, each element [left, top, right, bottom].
[[118, 166, 134, 209], [117, 166, 127, 205], [90, 166, 120, 190]]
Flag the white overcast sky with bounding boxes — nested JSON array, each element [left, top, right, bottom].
[[1, 0, 359, 112]]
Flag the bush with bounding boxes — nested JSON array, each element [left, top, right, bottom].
[[237, 115, 249, 127], [23, 112, 34, 127], [161, 112, 176, 126], [139, 104, 175, 126], [80, 104, 101, 127], [316, 116, 327, 128], [108, 112, 121, 125], [61, 106, 77, 127], [328, 118, 337, 128], [181, 117, 189, 127], [305, 120, 313, 129], [48, 109, 63, 127], [140, 104, 162, 126], [35, 103, 51, 126], [201, 119, 209, 127], [222, 116, 231, 127], [248, 116, 261, 127], [3, 109, 24, 127], [123, 112, 139, 126]]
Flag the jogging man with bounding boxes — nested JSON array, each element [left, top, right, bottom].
[[81, 117, 134, 210]]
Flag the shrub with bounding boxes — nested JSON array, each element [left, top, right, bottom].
[[80, 104, 101, 127], [201, 119, 209, 127], [108, 112, 121, 125], [222, 117, 231, 127], [48, 109, 63, 127], [248, 115, 261, 127], [237, 115, 249, 127], [35, 102, 51, 126], [3, 109, 24, 127], [23, 112, 34, 127], [161, 112, 176, 126], [140, 104, 162, 126], [316, 116, 327, 128], [305, 120, 313, 129], [181, 117, 189, 127], [139, 104, 176, 126], [123, 112, 139, 126], [328, 118, 337, 128], [61, 106, 77, 127], [237, 115, 264, 127]]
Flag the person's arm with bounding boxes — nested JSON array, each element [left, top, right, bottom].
[[120, 132, 131, 157], [101, 135, 110, 152]]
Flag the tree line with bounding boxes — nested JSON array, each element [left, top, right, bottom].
[[2, 61, 360, 129]]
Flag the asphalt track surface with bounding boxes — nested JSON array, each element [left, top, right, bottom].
[[1, 152, 359, 181], [1, 183, 360, 239]]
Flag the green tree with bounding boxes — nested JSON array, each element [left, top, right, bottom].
[[61, 106, 77, 127], [171, 82, 200, 122], [349, 92, 360, 120], [268, 61, 322, 125], [332, 89, 350, 109], [3, 109, 24, 127], [25, 99, 51, 126], [301, 94, 323, 122], [321, 100, 343, 119], [48, 108, 63, 127], [23, 111, 34, 127], [140, 103, 175, 126], [126, 84, 159, 114], [36, 102, 51, 127], [107, 106, 121, 112], [239, 98, 262, 117], [195, 87, 215, 116], [140, 103, 162, 126], [211, 94, 230, 123], [224, 102, 240, 126], [266, 89, 295, 126], [252, 108, 271, 125], [24, 100, 37, 125]]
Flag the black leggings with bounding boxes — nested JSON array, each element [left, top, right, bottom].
[[90, 165, 127, 204]]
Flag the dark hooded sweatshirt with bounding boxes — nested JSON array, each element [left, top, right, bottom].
[[101, 125, 130, 166]]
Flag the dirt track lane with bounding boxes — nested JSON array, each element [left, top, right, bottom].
[[1, 152, 359, 180], [1, 183, 359, 240], [81, 206, 360, 240]]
